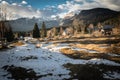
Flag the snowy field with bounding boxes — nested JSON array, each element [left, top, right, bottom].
[[0, 42, 120, 80]]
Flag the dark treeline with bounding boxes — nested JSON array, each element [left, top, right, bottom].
[[0, 21, 14, 42]]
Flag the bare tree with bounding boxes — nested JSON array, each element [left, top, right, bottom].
[[79, 20, 85, 34], [60, 26, 63, 35], [53, 27, 58, 36], [0, 3, 14, 21], [73, 19, 80, 32], [97, 22, 103, 31], [66, 27, 74, 35], [73, 19, 85, 34], [88, 23, 94, 34], [0, 3, 14, 41]]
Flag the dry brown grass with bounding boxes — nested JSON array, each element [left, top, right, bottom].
[[0, 45, 2, 48], [85, 37, 116, 41], [71, 43, 120, 54], [72, 34, 91, 38], [12, 41, 25, 46], [60, 47, 120, 63], [109, 57, 120, 62], [106, 47, 120, 54], [113, 27, 120, 35], [92, 31, 102, 37], [60, 48, 78, 54], [60, 48, 97, 59], [57, 35, 120, 54]]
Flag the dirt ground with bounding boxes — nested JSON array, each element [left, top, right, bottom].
[[64, 63, 120, 80]]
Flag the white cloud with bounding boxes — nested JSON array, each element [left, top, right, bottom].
[[57, 1, 81, 18], [56, 0, 120, 18], [36, 9, 41, 14], [58, 4, 65, 9], [18, 4, 22, 6], [1, 1, 9, 4], [12, 3, 17, 6], [0, 1, 41, 20], [21, 1, 27, 5], [0, 0, 120, 20], [74, 0, 83, 2], [27, 5, 32, 8], [94, 0, 120, 11]]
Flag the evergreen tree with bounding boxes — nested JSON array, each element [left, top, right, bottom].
[[41, 22, 47, 38], [32, 23, 40, 38], [5, 26, 14, 42], [0, 21, 7, 38]]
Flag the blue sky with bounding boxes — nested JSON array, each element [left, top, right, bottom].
[[4, 0, 69, 9], [29, 0, 67, 9], [0, 0, 120, 20]]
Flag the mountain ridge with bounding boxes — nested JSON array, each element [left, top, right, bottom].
[[9, 8, 120, 31], [62, 8, 120, 26], [9, 18, 60, 31]]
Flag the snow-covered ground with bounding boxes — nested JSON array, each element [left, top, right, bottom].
[[0, 42, 120, 80]]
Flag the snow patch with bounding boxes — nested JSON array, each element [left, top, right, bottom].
[[0, 42, 120, 80], [104, 71, 120, 79]]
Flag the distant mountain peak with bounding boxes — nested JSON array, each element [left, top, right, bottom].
[[9, 17, 60, 31], [63, 12, 75, 19], [62, 8, 120, 26], [80, 8, 118, 14]]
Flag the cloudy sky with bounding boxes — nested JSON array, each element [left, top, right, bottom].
[[0, 0, 120, 20]]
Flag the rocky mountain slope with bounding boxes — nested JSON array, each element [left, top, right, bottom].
[[62, 8, 120, 26]]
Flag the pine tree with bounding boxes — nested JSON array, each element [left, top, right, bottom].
[[41, 22, 47, 38], [5, 26, 14, 42], [0, 21, 7, 39], [32, 23, 40, 38]]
